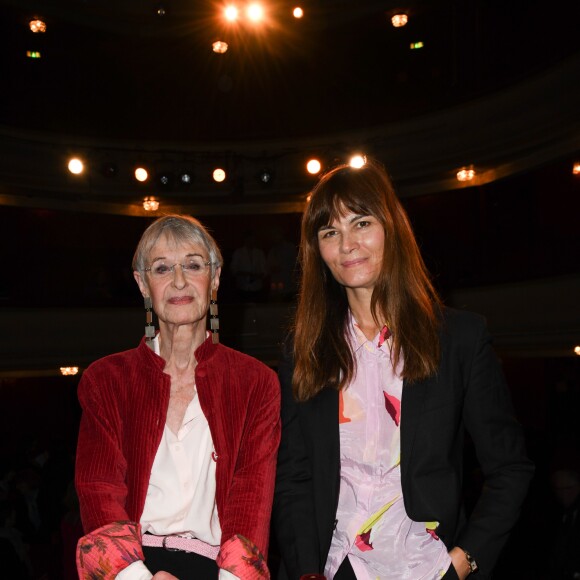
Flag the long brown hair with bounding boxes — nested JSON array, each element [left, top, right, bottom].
[[293, 158, 442, 401]]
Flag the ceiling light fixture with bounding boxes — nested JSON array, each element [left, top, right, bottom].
[[213, 40, 229, 54], [259, 169, 273, 184], [306, 159, 321, 174], [100, 162, 118, 178], [293, 7, 304, 19], [29, 19, 46, 33], [134, 167, 148, 182], [391, 14, 408, 27], [213, 168, 226, 182], [247, 3, 265, 22], [68, 158, 84, 175], [179, 171, 193, 186], [224, 6, 238, 21], [157, 172, 173, 188], [155, 3, 168, 17], [349, 155, 366, 169], [456, 167, 476, 182], [143, 197, 159, 211]]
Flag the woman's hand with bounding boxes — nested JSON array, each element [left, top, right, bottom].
[[448, 547, 471, 579], [152, 572, 179, 580]]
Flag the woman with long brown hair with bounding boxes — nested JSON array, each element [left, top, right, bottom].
[[273, 158, 533, 579]]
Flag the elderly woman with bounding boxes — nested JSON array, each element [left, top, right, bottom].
[[75, 215, 280, 580], [273, 159, 534, 579]]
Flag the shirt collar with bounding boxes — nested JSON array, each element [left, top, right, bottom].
[[347, 311, 391, 354]]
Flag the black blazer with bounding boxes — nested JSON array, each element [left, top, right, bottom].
[[273, 308, 534, 580]]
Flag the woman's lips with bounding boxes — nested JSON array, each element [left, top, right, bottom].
[[168, 296, 193, 305], [342, 258, 366, 267]]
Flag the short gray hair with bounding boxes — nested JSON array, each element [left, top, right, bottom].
[[132, 214, 223, 277]]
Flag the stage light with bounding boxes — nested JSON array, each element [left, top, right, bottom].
[[60, 366, 79, 376], [213, 168, 226, 182], [247, 3, 264, 22], [224, 6, 238, 21], [26, 51, 41, 59], [306, 159, 321, 174], [293, 7, 304, 19], [143, 197, 160, 211], [155, 3, 168, 16], [575, 346, 580, 356], [456, 167, 476, 182], [410, 41, 424, 50], [100, 162, 118, 178], [179, 171, 194, 186], [29, 19, 46, 33], [68, 158, 84, 175], [157, 172, 173, 188], [213, 40, 228, 54], [349, 155, 366, 169], [573, 162, 580, 175], [135, 167, 148, 182], [391, 14, 408, 27], [259, 169, 273, 184]]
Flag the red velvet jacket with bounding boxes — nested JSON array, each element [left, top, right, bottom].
[[75, 335, 281, 577]]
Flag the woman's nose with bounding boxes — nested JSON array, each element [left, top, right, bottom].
[[171, 264, 187, 287], [340, 231, 358, 253]]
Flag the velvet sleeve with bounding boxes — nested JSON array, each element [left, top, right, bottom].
[[75, 368, 131, 534], [454, 315, 534, 574], [217, 364, 281, 577]]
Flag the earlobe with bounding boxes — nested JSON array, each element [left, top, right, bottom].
[[133, 270, 149, 298], [212, 266, 222, 292]]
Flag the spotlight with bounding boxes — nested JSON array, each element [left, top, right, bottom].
[[212, 40, 228, 54], [157, 171, 173, 188], [306, 159, 321, 175], [456, 167, 476, 182], [68, 158, 84, 175], [293, 7, 304, 19], [224, 6, 238, 21], [391, 14, 408, 27], [259, 169, 273, 184], [246, 3, 264, 22], [60, 366, 79, 376], [213, 168, 226, 182], [134, 167, 149, 182], [155, 3, 168, 16], [100, 162, 118, 178], [349, 155, 366, 169], [29, 19, 46, 33], [178, 171, 194, 186], [143, 197, 160, 211]]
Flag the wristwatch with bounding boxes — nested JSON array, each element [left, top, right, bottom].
[[463, 549, 478, 574]]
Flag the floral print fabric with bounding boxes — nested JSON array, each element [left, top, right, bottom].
[[324, 316, 451, 579], [76, 521, 143, 580], [217, 534, 270, 579]]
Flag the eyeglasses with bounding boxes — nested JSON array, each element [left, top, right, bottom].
[[145, 257, 213, 279]]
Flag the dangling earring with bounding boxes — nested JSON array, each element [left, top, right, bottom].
[[144, 296, 156, 341], [210, 288, 219, 344]]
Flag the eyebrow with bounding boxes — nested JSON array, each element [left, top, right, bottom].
[[318, 213, 369, 232], [150, 252, 205, 263]]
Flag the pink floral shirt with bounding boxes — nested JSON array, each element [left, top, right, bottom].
[[324, 315, 451, 580]]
